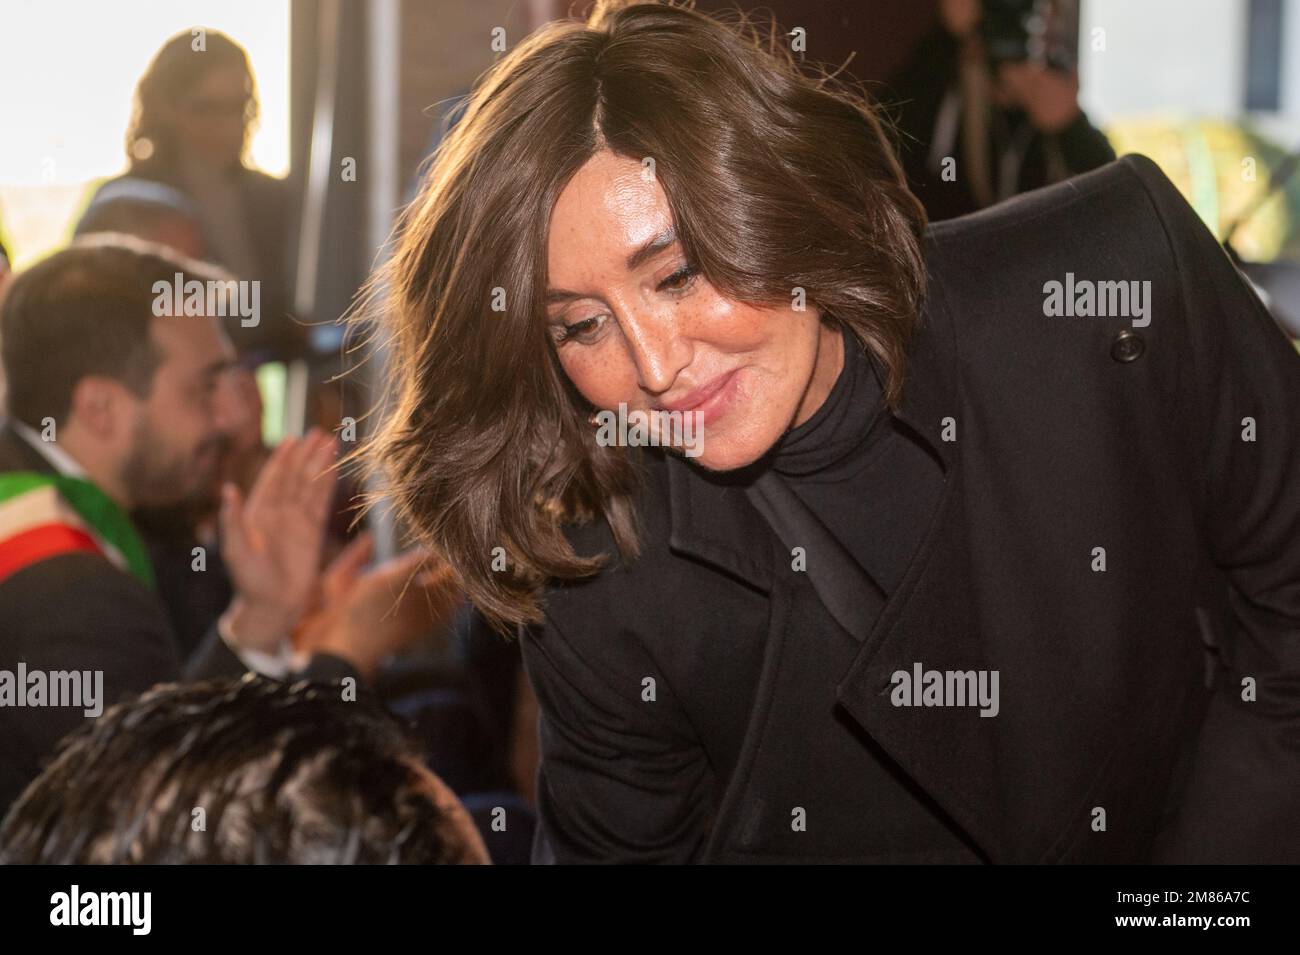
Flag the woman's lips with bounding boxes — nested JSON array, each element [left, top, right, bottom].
[[657, 368, 740, 428]]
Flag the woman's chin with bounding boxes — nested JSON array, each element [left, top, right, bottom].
[[685, 435, 772, 474]]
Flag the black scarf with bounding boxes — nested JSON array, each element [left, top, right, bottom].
[[743, 327, 892, 642]]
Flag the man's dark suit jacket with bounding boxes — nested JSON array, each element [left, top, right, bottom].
[[519, 154, 1300, 864], [0, 424, 353, 812]]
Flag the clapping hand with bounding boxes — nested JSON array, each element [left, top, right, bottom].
[[219, 429, 338, 652], [297, 532, 463, 680]]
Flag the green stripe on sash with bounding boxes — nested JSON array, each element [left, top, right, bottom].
[[0, 472, 156, 590]]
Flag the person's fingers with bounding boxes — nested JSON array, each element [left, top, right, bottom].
[[322, 531, 375, 603], [286, 428, 324, 488], [328, 530, 375, 577], [319, 550, 456, 668], [413, 557, 455, 590], [307, 431, 336, 476], [269, 430, 319, 511], [245, 435, 294, 515], [266, 433, 311, 512], [281, 430, 329, 523], [997, 62, 1027, 93], [218, 482, 248, 565], [368, 548, 438, 609], [383, 547, 436, 583], [403, 558, 460, 621], [304, 435, 340, 524], [416, 572, 462, 629]]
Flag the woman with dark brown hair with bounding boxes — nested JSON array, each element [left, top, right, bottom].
[[360, 1, 1300, 863]]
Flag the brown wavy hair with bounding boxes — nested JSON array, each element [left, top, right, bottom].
[[126, 29, 259, 175], [353, 0, 926, 634]]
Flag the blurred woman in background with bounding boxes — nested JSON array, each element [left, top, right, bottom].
[[83, 29, 300, 359]]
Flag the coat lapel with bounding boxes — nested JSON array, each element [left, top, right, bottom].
[[665, 454, 775, 595], [664, 250, 1013, 860], [832, 461, 1009, 861], [831, 252, 1010, 861]]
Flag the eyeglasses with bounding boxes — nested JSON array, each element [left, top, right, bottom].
[[182, 95, 251, 118]]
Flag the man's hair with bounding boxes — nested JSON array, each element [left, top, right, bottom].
[[0, 234, 222, 429], [75, 178, 205, 246], [353, 0, 928, 632], [0, 675, 469, 864]]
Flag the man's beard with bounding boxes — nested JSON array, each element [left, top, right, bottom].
[[120, 415, 224, 513]]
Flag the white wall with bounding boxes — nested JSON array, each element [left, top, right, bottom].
[[1079, 0, 1248, 124]]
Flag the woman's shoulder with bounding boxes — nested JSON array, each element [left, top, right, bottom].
[[540, 450, 698, 652], [234, 167, 290, 204], [925, 154, 1170, 260], [555, 448, 674, 564], [913, 152, 1270, 480], [918, 154, 1195, 358]]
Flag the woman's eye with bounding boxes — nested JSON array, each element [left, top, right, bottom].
[[551, 314, 606, 345], [657, 265, 698, 294]]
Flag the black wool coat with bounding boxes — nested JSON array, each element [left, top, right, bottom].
[[518, 154, 1300, 864]]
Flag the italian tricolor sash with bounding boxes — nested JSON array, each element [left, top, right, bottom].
[[0, 472, 155, 589]]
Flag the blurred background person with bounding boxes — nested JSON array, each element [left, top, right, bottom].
[[73, 176, 240, 656], [130, 359, 271, 661], [83, 29, 302, 361], [886, 0, 1115, 220], [71, 174, 360, 659], [74, 177, 210, 259], [0, 676, 489, 864], [0, 237, 451, 814]]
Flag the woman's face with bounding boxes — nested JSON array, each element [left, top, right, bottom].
[[169, 65, 249, 168], [545, 150, 844, 472]]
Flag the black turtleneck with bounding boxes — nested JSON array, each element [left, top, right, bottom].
[[769, 324, 889, 479], [746, 325, 945, 628]]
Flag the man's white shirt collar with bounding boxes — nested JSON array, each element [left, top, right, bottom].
[[9, 419, 88, 478]]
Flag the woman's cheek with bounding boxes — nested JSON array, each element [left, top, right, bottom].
[[559, 344, 633, 409]]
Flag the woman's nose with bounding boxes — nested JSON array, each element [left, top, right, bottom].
[[618, 308, 692, 396]]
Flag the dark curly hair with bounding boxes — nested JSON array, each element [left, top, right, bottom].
[[0, 675, 475, 864]]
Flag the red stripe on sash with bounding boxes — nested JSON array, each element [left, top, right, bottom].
[[0, 523, 105, 584]]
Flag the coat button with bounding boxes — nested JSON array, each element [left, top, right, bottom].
[[1110, 329, 1145, 362]]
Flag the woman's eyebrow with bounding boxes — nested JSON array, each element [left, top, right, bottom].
[[624, 227, 677, 270], [544, 288, 586, 305], [545, 228, 680, 305]]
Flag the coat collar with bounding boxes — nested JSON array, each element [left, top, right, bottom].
[[660, 255, 1019, 861], [665, 245, 960, 585]]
